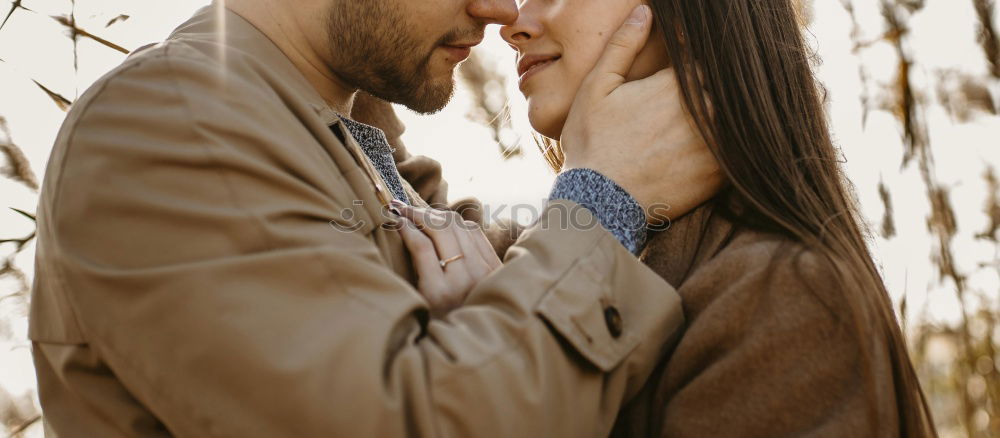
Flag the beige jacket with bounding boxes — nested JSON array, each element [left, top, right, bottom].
[[28, 5, 684, 437]]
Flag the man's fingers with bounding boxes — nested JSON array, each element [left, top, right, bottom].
[[578, 4, 652, 100]]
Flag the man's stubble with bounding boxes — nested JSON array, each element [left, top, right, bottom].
[[326, 0, 455, 114]]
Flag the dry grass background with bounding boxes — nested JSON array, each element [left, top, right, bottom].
[[1, 0, 999, 436]]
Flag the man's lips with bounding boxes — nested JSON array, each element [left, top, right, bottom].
[[441, 39, 483, 62], [445, 39, 484, 49]]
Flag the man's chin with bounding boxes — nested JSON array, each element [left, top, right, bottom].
[[398, 77, 455, 115]]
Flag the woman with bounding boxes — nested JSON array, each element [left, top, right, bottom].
[[492, 0, 936, 436]]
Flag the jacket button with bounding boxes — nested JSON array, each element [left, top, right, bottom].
[[604, 306, 623, 338]]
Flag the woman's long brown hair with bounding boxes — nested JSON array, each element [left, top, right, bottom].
[[540, 1, 936, 435]]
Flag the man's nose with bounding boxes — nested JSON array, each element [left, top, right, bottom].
[[468, 0, 518, 26]]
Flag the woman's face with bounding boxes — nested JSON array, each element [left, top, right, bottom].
[[500, 0, 669, 139]]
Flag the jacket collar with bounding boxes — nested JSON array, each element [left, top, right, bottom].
[[168, 2, 343, 128], [166, 3, 409, 210], [640, 201, 738, 287]]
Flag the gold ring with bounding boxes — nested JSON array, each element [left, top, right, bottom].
[[439, 254, 464, 269]]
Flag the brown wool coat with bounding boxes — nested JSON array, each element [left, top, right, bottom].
[[612, 203, 905, 437]]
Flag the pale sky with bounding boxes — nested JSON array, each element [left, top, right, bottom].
[[1, 1, 999, 433]]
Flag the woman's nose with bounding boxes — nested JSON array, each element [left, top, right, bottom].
[[468, 0, 519, 26], [499, 3, 543, 49]]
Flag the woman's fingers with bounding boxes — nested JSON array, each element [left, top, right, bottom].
[[451, 221, 493, 280], [399, 203, 497, 276], [398, 216, 469, 314], [464, 221, 502, 270], [396, 203, 501, 271], [395, 204, 463, 261], [395, 204, 475, 301], [397, 216, 446, 289], [392, 203, 505, 317]]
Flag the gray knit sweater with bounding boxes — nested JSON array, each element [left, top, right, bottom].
[[338, 118, 648, 254]]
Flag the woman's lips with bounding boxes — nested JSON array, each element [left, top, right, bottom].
[[518, 57, 560, 90]]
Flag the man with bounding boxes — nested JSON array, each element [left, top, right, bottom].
[[29, 0, 720, 435]]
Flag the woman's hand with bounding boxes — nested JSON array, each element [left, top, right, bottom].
[[393, 201, 502, 317]]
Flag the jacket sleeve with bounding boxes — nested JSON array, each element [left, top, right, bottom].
[[34, 46, 683, 437]]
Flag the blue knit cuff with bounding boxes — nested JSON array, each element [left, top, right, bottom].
[[549, 168, 648, 254]]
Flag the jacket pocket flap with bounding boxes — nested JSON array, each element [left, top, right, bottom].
[[535, 252, 641, 372]]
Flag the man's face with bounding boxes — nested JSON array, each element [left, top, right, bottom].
[[325, 0, 514, 114]]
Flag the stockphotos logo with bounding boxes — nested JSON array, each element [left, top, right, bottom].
[[328, 200, 672, 234]]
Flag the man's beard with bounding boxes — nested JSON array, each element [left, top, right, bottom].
[[326, 0, 455, 114]]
